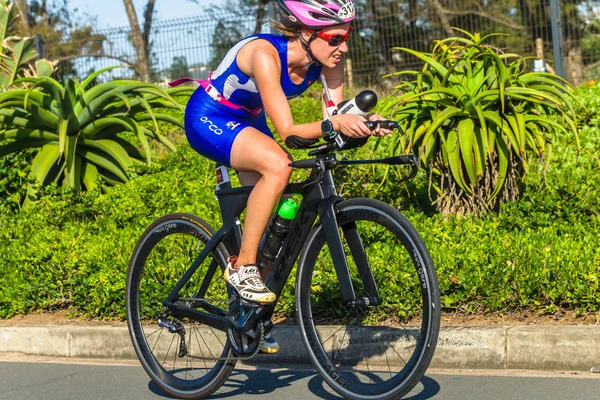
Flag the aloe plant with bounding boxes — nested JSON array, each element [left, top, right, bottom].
[[0, 0, 54, 90], [380, 29, 581, 216], [0, 66, 193, 197]]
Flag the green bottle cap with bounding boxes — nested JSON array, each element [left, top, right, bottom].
[[277, 198, 298, 220]]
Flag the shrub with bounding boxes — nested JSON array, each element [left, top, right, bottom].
[[0, 0, 55, 90], [0, 80, 597, 321], [0, 67, 193, 200], [0, 145, 219, 319], [379, 29, 580, 217]]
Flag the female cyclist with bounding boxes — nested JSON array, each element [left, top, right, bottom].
[[181, 0, 393, 351]]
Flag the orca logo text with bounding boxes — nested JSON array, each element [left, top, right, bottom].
[[200, 116, 223, 135]]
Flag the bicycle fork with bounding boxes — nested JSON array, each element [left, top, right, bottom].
[[318, 200, 382, 308]]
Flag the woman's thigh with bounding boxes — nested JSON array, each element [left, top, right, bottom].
[[230, 127, 292, 178], [184, 92, 273, 167]]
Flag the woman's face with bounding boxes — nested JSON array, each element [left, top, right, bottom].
[[307, 23, 352, 68]]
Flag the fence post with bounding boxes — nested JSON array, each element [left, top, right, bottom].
[[549, 0, 565, 78], [345, 58, 354, 91], [34, 34, 45, 60]]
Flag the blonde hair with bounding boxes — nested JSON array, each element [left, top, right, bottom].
[[271, 19, 301, 38]]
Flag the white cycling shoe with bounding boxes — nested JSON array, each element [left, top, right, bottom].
[[260, 332, 280, 354], [224, 256, 276, 304]]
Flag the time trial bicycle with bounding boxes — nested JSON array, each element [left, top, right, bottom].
[[126, 117, 441, 400]]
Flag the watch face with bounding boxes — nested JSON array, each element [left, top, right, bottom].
[[321, 120, 334, 134]]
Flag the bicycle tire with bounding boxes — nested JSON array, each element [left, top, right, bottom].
[[126, 213, 235, 399], [296, 198, 440, 400]]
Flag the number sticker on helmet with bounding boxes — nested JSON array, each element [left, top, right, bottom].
[[337, 2, 355, 20]]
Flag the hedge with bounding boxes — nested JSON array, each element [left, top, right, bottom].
[[0, 86, 598, 320]]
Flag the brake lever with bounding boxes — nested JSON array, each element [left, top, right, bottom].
[[364, 120, 401, 132], [397, 154, 419, 183]]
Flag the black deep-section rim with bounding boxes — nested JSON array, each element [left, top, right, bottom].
[[126, 215, 235, 397], [296, 199, 440, 400]]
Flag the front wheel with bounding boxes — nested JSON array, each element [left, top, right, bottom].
[[296, 198, 440, 400]]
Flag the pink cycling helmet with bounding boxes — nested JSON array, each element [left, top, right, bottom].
[[278, 0, 356, 30]]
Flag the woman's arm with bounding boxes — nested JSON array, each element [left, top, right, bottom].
[[321, 62, 394, 137], [250, 43, 372, 141], [251, 44, 323, 141], [320, 61, 345, 118]]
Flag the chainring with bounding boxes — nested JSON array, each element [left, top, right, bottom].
[[226, 300, 264, 359]]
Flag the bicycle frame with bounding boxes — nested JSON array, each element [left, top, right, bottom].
[[162, 152, 417, 333]]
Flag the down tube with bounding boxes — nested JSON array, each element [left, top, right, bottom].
[[265, 203, 319, 297]]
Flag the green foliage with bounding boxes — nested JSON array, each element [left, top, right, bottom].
[[0, 82, 598, 321], [209, 20, 245, 71], [379, 29, 580, 217], [23, 1, 105, 77], [0, 0, 55, 90], [575, 82, 600, 128], [0, 149, 34, 213], [0, 66, 194, 199], [0, 145, 220, 319]]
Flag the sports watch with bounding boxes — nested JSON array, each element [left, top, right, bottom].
[[321, 118, 336, 137]]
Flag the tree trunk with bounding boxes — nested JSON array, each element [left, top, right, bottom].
[[254, 0, 267, 34], [40, 0, 50, 26], [428, 0, 454, 37], [142, 0, 156, 58], [565, 46, 584, 86], [122, 0, 151, 82], [13, 0, 30, 35]]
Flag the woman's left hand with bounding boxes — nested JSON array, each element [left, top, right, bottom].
[[366, 113, 395, 136]]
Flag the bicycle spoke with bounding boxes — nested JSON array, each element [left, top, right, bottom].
[[209, 326, 226, 348], [298, 200, 440, 399], [190, 325, 206, 370], [150, 327, 164, 355]]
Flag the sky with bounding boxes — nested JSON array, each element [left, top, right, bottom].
[[69, 0, 225, 29]]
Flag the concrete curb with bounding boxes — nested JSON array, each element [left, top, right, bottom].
[[1, 325, 599, 371]]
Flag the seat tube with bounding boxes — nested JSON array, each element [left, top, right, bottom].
[[215, 163, 243, 253]]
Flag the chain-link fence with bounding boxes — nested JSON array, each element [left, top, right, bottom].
[[42, 0, 600, 88]]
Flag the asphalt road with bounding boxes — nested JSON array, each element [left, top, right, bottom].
[[1, 361, 599, 400]]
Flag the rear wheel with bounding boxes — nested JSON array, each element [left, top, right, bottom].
[[296, 198, 440, 400], [126, 213, 235, 399]]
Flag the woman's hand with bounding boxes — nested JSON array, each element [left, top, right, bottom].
[[367, 113, 395, 137], [330, 114, 371, 138], [330, 113, 396, 138]]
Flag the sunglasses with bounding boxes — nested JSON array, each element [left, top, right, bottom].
[[307, 26, 353, 47]]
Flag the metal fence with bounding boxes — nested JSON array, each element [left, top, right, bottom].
[[42, 0, 600, 88]]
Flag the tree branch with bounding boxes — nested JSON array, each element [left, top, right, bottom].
[[53, 53, 138, 72], [443, 9, 526, 31], [427, 0, 454, 37], [584, 60, 600, 74]]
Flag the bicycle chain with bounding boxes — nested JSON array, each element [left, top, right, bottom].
[[172, 297, 266, 362]]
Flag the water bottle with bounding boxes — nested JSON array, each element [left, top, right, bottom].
[[337, 90, 378, 116], [261, 198, 298, 261]]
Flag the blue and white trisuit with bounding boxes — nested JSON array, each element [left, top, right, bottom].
[[180, 34, 322, 167]]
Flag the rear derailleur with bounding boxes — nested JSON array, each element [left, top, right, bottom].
[[157, 312, 188, 357]]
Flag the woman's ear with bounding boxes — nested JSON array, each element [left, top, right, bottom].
[[299, 28, 312, 41]]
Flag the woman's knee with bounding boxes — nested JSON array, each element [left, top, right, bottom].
[[263, 153, 292, 187]]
